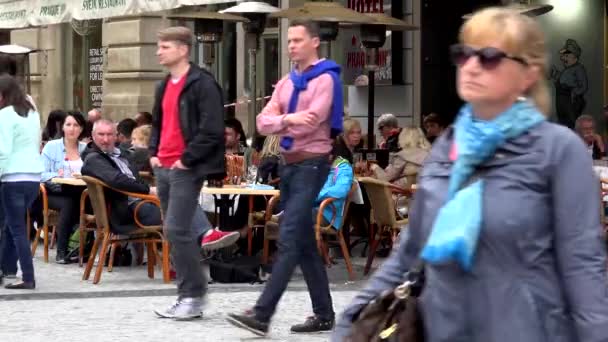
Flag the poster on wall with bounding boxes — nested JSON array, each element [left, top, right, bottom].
[[89, 46, 104, 108]]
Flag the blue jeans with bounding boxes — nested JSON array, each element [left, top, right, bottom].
[[254, 155, 334, 322], [0, 184, 18, 276], [1, 182, 39, 283]]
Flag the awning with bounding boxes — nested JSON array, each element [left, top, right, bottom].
[[0, 0, 235, 29]]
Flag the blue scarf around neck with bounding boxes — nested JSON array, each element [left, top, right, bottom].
[[420, 100, 545, 271], [280, 59, 344, 150]]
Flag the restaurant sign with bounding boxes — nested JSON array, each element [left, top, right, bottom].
[[0, 0, 233, 28], [340, 0, 392, 86]]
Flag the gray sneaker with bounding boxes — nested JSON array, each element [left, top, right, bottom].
[[154, 297, 204, 321]]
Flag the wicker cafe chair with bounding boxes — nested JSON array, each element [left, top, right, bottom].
[[357, 177, 411, 275], [30, 184, 59, 263], [261, 194, 281, 265], [80, 176, 170, 284], [314, 183, 358, 281], [78, 189, 97, 267]]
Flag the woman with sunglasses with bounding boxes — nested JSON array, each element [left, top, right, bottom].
[[333, 7, 608, 342]]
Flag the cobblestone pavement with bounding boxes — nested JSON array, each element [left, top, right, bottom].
[[1, 251, 382, 341]]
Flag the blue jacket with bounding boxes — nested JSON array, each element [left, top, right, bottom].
[[333, 122, 608, 342], [0, 106, 43, 178], [40, 138, 87, 181], [315, 157, 353, 229]]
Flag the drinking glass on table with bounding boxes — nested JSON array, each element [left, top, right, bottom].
[[246, 165, 258, 184]]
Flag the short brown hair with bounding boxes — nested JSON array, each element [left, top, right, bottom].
[[157, 26, 193, 48], [289, 19, 320, 38], [423, 113, 442, 126]]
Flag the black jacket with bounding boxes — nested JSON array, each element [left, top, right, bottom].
[[81, 143, 150, 234], [149, 63, 226, 179]]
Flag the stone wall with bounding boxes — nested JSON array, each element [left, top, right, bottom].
[[102, 15, 167, 120], [11, 25, 65, 121]]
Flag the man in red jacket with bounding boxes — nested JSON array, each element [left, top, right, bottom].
[[149, 26, 229, 320]]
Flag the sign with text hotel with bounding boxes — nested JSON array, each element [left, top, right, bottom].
[[341, 0, 392, 86], [0, 0, 232, 28]]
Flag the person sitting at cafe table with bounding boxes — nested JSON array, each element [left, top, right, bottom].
[[575, 114, 605, 160], [225, 118, 254, 170], [340, 118, 362, 153], [368, 126, 430, 190], [314, 141, 355, 256], [39, 111, 88, 264], [376, 113, 401, 152], [127, 124, 152, 174], [81, 119, 240, 251]]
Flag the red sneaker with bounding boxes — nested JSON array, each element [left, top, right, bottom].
[[201, 229, 240, 251]]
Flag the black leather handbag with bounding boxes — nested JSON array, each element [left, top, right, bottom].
[[345, 261, 425, 342]]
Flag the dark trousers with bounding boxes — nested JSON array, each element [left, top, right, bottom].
[[29, 185, 83, 255], [155, 167, 207, 298], [1, 182, 39, 282], [47, 192, 80, 254], [254, 156, 334, 322]]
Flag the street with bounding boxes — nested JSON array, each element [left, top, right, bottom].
[[0, 252, 374, 341]]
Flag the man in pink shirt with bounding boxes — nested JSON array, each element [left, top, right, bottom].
[[227, 19, 343, 336]]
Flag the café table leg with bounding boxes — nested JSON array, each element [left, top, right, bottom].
[[247, 195, 254, 256], [215, 194, 235, 230]]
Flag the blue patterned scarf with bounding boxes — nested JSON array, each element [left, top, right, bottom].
[[420, 100, 545, 271]]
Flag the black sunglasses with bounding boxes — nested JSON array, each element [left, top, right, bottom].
[[449, 44, 528, 69]]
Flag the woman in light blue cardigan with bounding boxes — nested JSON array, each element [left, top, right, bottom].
[[0, 75, 44, 289], [39, 112, 87, 264]]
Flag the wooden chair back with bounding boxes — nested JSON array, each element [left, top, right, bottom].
[[358, 177, 400, 228], [80, 176, 112, 235]]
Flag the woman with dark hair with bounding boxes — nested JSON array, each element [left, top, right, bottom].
[[39, 111, 87, 263], [41, 109, 67, 144], [225, 117, 248, 147], [0, 75, 43, 289]]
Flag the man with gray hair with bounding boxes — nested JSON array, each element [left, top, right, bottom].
[[574, 114, 604, 160], [376, 113, 401, 151], [81, 120, 236, 259]]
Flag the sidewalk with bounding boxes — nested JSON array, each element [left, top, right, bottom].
[[1, 250, 382, 341]]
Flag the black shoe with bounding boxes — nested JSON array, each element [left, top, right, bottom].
[[5, 280, 35, 290], [226, 311, 269, 337], [290, 316, 335, 333], [56, 251, 69, 264]]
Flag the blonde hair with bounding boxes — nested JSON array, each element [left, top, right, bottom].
[[260, 135, 281, 158], [460, 7, 550, 115], [399, 127, 431, 151], [343, 118, 361, 136], [157, 26, 193, 48], [132, 124, 151, 148]]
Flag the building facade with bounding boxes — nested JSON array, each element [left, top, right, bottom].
[[3, 0, 606, 138]]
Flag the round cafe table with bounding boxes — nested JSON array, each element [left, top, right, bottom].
[[202, 184, 279, 256]]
